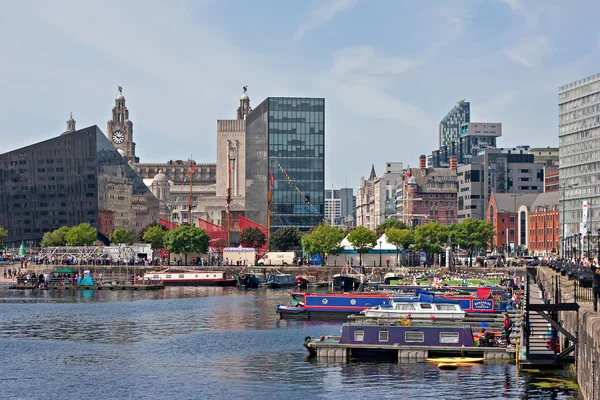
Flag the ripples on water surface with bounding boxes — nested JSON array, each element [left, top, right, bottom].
[[0, 286, 581, 400]]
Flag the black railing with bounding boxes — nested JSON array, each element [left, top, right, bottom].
[[547, 260, 594, 302]]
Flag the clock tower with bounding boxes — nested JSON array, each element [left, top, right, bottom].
[[107, 87, 138, 163]]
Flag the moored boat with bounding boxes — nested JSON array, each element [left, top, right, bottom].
[[143, 269, 236, 286], [237, 273, 262, 289], [266, 274, 296, 289], [361, 299, 465, 319], [277, 292, 392, 320]]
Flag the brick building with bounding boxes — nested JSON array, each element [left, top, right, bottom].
[[396, 155, 458, 227], [527, 192, 560, 256], [487, 192, 539, 254]]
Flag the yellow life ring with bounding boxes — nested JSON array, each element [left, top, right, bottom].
[[240, 273, 247, 280]]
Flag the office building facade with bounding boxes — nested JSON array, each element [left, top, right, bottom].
[[245, 97, 325, 232], [0, 126, 159, 246], [429, 100, 470, 167], [457, 147, 545, 222], [325, 188, 355, 229], [558, 73, 600, 248]]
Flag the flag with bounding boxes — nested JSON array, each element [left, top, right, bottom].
[[270, 172, 274, 186]]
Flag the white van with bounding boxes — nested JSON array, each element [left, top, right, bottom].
[[257, 252, 295, 266]]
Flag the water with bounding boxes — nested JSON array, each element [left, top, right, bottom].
[[0, 286, 581, 400]]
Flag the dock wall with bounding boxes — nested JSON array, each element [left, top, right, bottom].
[[537, 268, 600, 400]]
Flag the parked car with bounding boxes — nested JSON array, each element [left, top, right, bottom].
[[520, 256, 538, 266], [484, 255, 500, 266]]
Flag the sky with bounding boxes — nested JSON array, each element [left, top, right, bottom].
[[1, 0, 600, 189]]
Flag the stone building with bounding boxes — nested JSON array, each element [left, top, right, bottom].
[[106, 89, 138, 163], [396, 155, 458, 227]]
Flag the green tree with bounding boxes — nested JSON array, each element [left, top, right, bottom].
[[385, 227, 414, 266], [109, 227, 134, 245], [413, 222, 449, 265], [142, 225, 167, 250], [347, 226, 377, 265], [0, 226, 7, 249], [376, 219, 408, 236], [301, 224, 345, 263], [65, 223, 97, 246], [449, 218, 495, 266], [269, 227, 301, 251], [239, 227, 267, 249], [39, 226, 70, 247], [137, 221, 168, 241], [164, 225, 210, 265]]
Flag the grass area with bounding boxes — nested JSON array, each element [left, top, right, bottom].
[[389, 279, 501, 285]]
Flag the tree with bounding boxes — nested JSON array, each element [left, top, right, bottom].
[[449, 218, 495, 266], [239, 227, 266, 249], [385, 227, 414, 266], [164, 225, 210, 265], [65, 223, 97, 246], [269, 227, 301, 251], [138, 221, 168, 241], [110, 228, 134, 245], [39, 226, 70, 247], [413, 222, 449, 265], [347, 226, 377, 265], [301, 224, 345, 262], [0, 226, 7, 249], [142, 225, 167, 251], [376, 219, 408, 236]]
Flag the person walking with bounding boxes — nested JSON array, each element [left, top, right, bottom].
[[503, 312, 513, 347], [591, 260, 600, 312]]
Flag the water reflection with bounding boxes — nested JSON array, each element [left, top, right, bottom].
[[0, 285, 582, 400]]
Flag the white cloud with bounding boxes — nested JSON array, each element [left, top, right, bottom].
[[504, 35, 553, 68], [499, 0, 524, 13], [294, 0, 359, 41]]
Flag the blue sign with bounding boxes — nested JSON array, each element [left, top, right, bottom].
[[472, 300, 494, 311]]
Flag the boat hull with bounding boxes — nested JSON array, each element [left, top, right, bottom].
[[161, 279, 237, 287]]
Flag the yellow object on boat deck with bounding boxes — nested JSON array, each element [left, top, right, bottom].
[[426, 357, 485, 364], [437, 363, 458, 370]]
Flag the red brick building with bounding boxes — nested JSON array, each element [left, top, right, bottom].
[[544, 166, 559, 193], [98, 210, 115, 239], [527, 192, 559, 255], [487, 192, 539, 254], [399, 155, 458, 226]]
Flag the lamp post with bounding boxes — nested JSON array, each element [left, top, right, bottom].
[[378, 239, 382, 267], [587, 232, 591, 259], [578, 233, 582, 259]]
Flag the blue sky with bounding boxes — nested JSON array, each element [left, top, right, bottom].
[[1, 0, 599, 188]]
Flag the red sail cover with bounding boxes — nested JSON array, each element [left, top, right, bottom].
[[159, 218, 179, 231], [239, 216, 268, 254], [195, 217, 227, 242]]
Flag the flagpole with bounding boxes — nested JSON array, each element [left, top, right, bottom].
[[188, 156, 194, 225], [227, 151, 232, 247]]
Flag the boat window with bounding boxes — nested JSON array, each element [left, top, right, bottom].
[[395, 303, 416, 310], [378, 331, 389, 342], [354, 330, 364, 342], [179, 275, 185, 279], [436, 304, 457, 311], [440, 332, 459, 344], [166, 275, 171, 279], [419, 303, 432, 309], [405, 332, 424, 343]]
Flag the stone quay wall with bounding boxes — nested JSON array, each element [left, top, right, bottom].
[[537, 267, 600, 400]]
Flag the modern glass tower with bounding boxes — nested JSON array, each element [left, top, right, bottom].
[[245, 97, 325, 233], [0, 125, 159, 246]]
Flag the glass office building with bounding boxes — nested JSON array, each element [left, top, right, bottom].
[[0, 126, 159, 247], [245, 97, 325, 232]]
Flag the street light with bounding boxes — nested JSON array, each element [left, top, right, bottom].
[[378, 239, 382, 267], [578, 233, 582, 259], [587, 231, 591, 259]]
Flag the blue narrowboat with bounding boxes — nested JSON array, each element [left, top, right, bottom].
[[266, 274, 297, 289], [237, 273, 262, 289]]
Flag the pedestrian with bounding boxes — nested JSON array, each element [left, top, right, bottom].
[[591, 260, 600, 312], [503, 312, 513, 347]]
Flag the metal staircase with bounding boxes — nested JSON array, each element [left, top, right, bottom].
[[522, 267, 578, 366]]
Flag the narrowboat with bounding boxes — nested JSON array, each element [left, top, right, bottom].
[[143, 269, 236, 286], [361, 300, 465, 319], [237, 273, 262, 289], [439, 287, 497, 313], [304, 320, 476, 358], [332, 274, 361, 292], [266, 274, 297, 289]]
